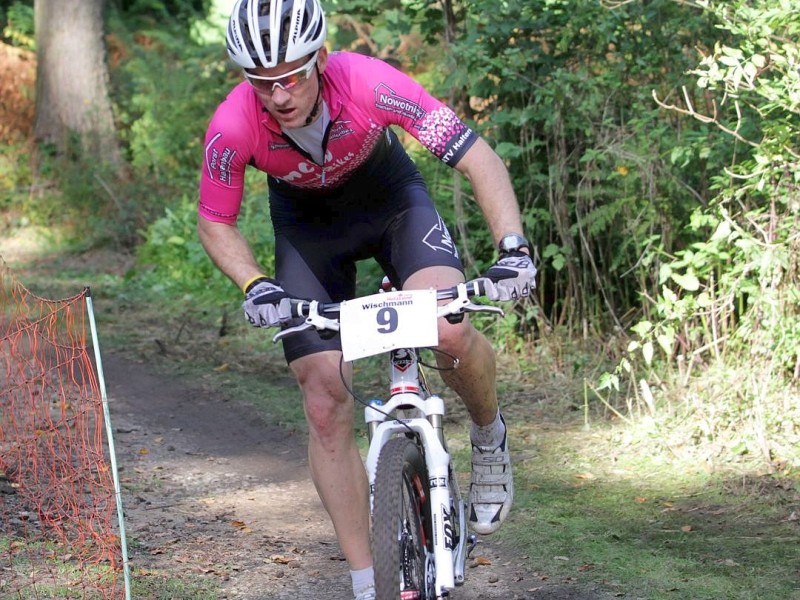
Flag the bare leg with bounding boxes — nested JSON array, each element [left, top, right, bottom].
[[403, 266, 499, 426], [290, 351, 372, 569], [405, 266, 512, 535]]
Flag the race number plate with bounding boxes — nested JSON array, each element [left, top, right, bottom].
[[339, 289, 439, 361]]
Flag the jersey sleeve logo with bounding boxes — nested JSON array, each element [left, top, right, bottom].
[[205, 132, 236, 185], [374, 83, 426, 123]]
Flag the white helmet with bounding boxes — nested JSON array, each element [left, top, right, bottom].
[[227, 0, 327, 70]]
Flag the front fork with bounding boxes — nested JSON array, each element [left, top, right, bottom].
[[365, 395, 475, 597]]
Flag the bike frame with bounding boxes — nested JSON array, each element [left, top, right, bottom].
[[273, 280, 503, 599], [364, 347, 469, 598]]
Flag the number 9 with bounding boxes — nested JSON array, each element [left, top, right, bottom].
[[376, 307, 398, 334]]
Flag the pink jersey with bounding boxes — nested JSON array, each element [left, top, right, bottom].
[[199, 51, 477, 224]]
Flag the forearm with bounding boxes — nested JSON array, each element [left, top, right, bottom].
[[455, 137, 525, 244], [197, 216, 266, 292]]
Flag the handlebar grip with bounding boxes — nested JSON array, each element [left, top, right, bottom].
[[289, 299, 340, 318], [435, 278, 491, 301], [290, 300, 308, 319], [470, 278, 489, 296]]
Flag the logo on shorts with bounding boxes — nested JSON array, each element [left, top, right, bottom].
[[423, 216, 458, 258]]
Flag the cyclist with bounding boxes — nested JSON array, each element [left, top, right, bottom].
[[197, 1, 536, 598]]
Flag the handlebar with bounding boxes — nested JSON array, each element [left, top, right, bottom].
[[273, 278, 503, 343]]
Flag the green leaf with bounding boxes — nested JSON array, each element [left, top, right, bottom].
[[710, 220, 733, 241], [598, 372, 620, 392], [656, 330, 674, 354], [631, 320, 653, 337], [670, 271, 700, 291], [543, 244, 562, 258], [642, 341, 654, 366], [494, 142, 523, 160], [659, 264, 673, 285]]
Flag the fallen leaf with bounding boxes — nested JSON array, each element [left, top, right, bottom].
[[634, 496, 647, 503], [574, 472, 596, 480], [681, 525, 693, 532], [717, 558, 741, 567], [231, 520, 252, 533]]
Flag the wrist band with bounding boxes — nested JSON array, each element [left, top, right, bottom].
[[242, 274, 268, 294]]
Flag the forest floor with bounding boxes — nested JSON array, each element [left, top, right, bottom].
[[1, 234, 616, 599], [104, 350, 610, 600]]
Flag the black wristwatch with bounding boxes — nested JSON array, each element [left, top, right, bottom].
[[498, 233, 531, 254]]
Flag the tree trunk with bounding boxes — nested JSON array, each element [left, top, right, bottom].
[[33, 0, 121, 166]]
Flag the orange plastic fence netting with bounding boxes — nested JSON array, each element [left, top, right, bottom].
[[0, 257, 124, 599]]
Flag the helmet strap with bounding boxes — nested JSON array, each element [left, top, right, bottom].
[[304, 67, 323, 126]]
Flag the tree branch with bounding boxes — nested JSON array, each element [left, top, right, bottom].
[[652, 87, 760, 148]]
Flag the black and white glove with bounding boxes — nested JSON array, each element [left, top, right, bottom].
[[242, 277, 292, 328], [482, 251, 537, 301]]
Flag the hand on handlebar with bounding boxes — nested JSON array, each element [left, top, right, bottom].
[[243, 277, 292, 328], [272, 281, 503, 344], [482, 251, 537, 301]]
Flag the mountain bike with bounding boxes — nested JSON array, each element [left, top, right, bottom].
[[274, 278, 504, 599]]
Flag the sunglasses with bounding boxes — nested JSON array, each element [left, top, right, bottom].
[[245, 51, 319, 96]]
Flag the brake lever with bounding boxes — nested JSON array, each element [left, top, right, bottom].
[[437, 282, 505, 319], [272, 321, 315, 343], [459, 302, 505, 317]]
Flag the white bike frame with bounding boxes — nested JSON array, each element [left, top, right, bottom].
[[364, 348, 469, 598], [273, 280, 503, 599]]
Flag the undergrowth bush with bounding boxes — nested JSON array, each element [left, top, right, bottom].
[[598, 0, 800, 471], [1, 3, 234, 249], [0, 143, 31, 221], [134, 170, 275, 308], [108, 10, 237, 227]]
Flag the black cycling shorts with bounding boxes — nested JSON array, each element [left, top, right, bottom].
[[268, 129, 464, 363]]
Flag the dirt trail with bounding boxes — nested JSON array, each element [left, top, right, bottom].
[[104, 350, 609, 600]]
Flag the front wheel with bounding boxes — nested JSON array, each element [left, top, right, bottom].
[[372, 437, 434, 600]]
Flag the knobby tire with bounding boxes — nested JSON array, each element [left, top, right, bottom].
[[372, 436, 433, 600]]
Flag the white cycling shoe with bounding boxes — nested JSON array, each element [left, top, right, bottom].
[[468, 423, 513, 535], [354, 584, 376, 600]]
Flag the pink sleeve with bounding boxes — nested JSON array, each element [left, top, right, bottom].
[[198, 88, 255, 225], [340, 54, 478, 167]]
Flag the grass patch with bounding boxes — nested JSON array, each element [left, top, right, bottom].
[[0, 538, 125, 599], [492, 422, 800, 600], [129, 569, 220, 599]]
